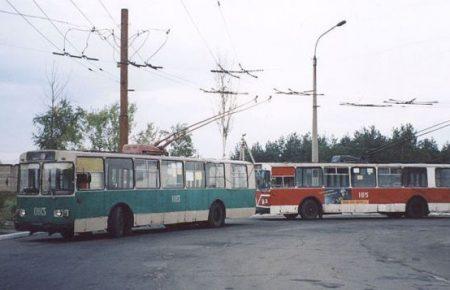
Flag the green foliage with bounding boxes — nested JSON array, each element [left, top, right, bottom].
[[0, 194, 16, 229], [134, 122, 160, 145], [232, 124, 449, 163], [161, 123, 196, 157], [85, 103, 136, 152], [32, 98, 85, 150]]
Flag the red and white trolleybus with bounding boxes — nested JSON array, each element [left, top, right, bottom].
[[256, 162, 450, 219]]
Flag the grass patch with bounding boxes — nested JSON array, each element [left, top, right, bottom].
[[0, 193, 16, 229]]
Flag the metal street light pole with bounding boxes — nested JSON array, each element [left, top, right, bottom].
[[311, 20, 346, 163]]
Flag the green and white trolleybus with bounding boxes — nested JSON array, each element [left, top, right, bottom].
[[14, 150, 256, 238]]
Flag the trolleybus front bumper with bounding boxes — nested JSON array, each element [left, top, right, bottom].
[[15, 221, 74, 235]]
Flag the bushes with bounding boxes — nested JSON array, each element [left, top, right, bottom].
[[0, 194, 16, 229]]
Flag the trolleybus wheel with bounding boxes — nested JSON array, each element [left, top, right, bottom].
[[284, 214, 298, 220], [108, 206, 126, 238], [208, 202, 225, 228], [299, 199, 320, 220], [406, 197, 428, 219]]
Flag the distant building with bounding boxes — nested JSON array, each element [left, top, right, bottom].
[[0, 164, 18, 194]]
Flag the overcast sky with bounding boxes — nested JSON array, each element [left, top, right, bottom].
[[1, 0, 449, 163]]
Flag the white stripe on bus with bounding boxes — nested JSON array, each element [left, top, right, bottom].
[[74, 207, 255, 233], [269, 203, 450, 215]]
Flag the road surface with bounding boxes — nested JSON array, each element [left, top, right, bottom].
[[1, 215, 449, 290]]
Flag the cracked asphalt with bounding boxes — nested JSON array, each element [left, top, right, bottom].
[[0, 215, 449, 290]]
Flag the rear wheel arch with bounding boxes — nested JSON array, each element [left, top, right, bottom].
[[299, 196, 323, 219], [210, 199, 226, 215], [107, 203, 134, 237], [300, 196, 323, 213], [208, 199, 226, 227], [405, 195, 429, 218]]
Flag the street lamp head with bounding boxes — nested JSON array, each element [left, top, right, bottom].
[[336, 20, 347, 27]]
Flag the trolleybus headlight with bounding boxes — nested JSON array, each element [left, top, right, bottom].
[[54, 209, 70, 218], [18, 209, 26, 217]]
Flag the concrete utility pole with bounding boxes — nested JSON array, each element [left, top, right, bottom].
[[119, 8, 129, 152], [311, 20, 346, 163]]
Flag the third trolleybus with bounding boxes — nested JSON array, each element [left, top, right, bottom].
[[256, 162, 450, 219]]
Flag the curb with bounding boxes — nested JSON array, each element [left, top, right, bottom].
[[0, 231, 30, 241]]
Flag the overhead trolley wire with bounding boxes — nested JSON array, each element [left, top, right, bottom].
[[367, 119, 450, 156], [0, 8, 86, 28], [6, 0, 118, 83], [69, 0, 119, 54], [216, 0, 239, 61], [179, 0, 219, 65], [32, 0, 118, 82], [5, 0, 60, 50], [96, 0, 118, 27]]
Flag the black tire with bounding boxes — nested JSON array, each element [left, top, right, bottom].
[[284, 214, 298, 220], [385, 213, 404, 219], [406, 197, 428, 219], [299, 199, 320, 220], [60, 229, 74, 240], [108, 206, 126, 238], [208, 202, 225, 228]]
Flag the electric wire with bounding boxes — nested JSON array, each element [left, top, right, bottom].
[[367, 119, 450, 156], [0, 8, 86, 28], [6, 0, 117, 83], [97, 0, 118, 27], [69, 0, 119, 54], [32, 0, 118, 82], [179, 0, 219, 65], [95, 2, 195, 88], [159, 96, 272, 148], [6, 0, 60, 50], [216, 1, 239, 62]]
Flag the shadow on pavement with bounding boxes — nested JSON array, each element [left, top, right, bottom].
[[21, 221, 248, 243]]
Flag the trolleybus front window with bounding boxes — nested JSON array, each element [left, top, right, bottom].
[[19, 163, 40, 195], [42, 162, 74, 195]]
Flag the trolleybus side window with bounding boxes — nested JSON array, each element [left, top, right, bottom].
[[351, 167, 376, 187], [135, 159, 159, 189], [436, 168, 450, 187], [378, 167, 401, 187], [19, 163, 40, 195], [231, 164, 248, 188], [185, 161, 205, 188], [161, 160, 184, 188], [296, 167, 323, 187], [256, 169, 271, 189], [402, 167, 427, 187], [206, 163, 225, 188], [272, 176, 295, 188], [324, 167, 349, 188], [106, 158, 134, 190], [76, 157, 104, 190], [42, 162, 74, 195]]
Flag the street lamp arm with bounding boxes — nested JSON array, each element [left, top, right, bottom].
[[314, 26, 337, 57], [313, 20, 346, 57]]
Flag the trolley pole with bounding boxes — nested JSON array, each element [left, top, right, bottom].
[[119, 8, 129, 152]]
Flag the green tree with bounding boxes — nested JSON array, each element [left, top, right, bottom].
[[32, 65, 85, 150], [134, 122, 160, 145], [161, 123, 196, 157], [231, 123, 448, 164], [85, 103, 136, 152]]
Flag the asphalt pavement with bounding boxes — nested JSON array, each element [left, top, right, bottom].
[[0, 214, 449, 290]]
